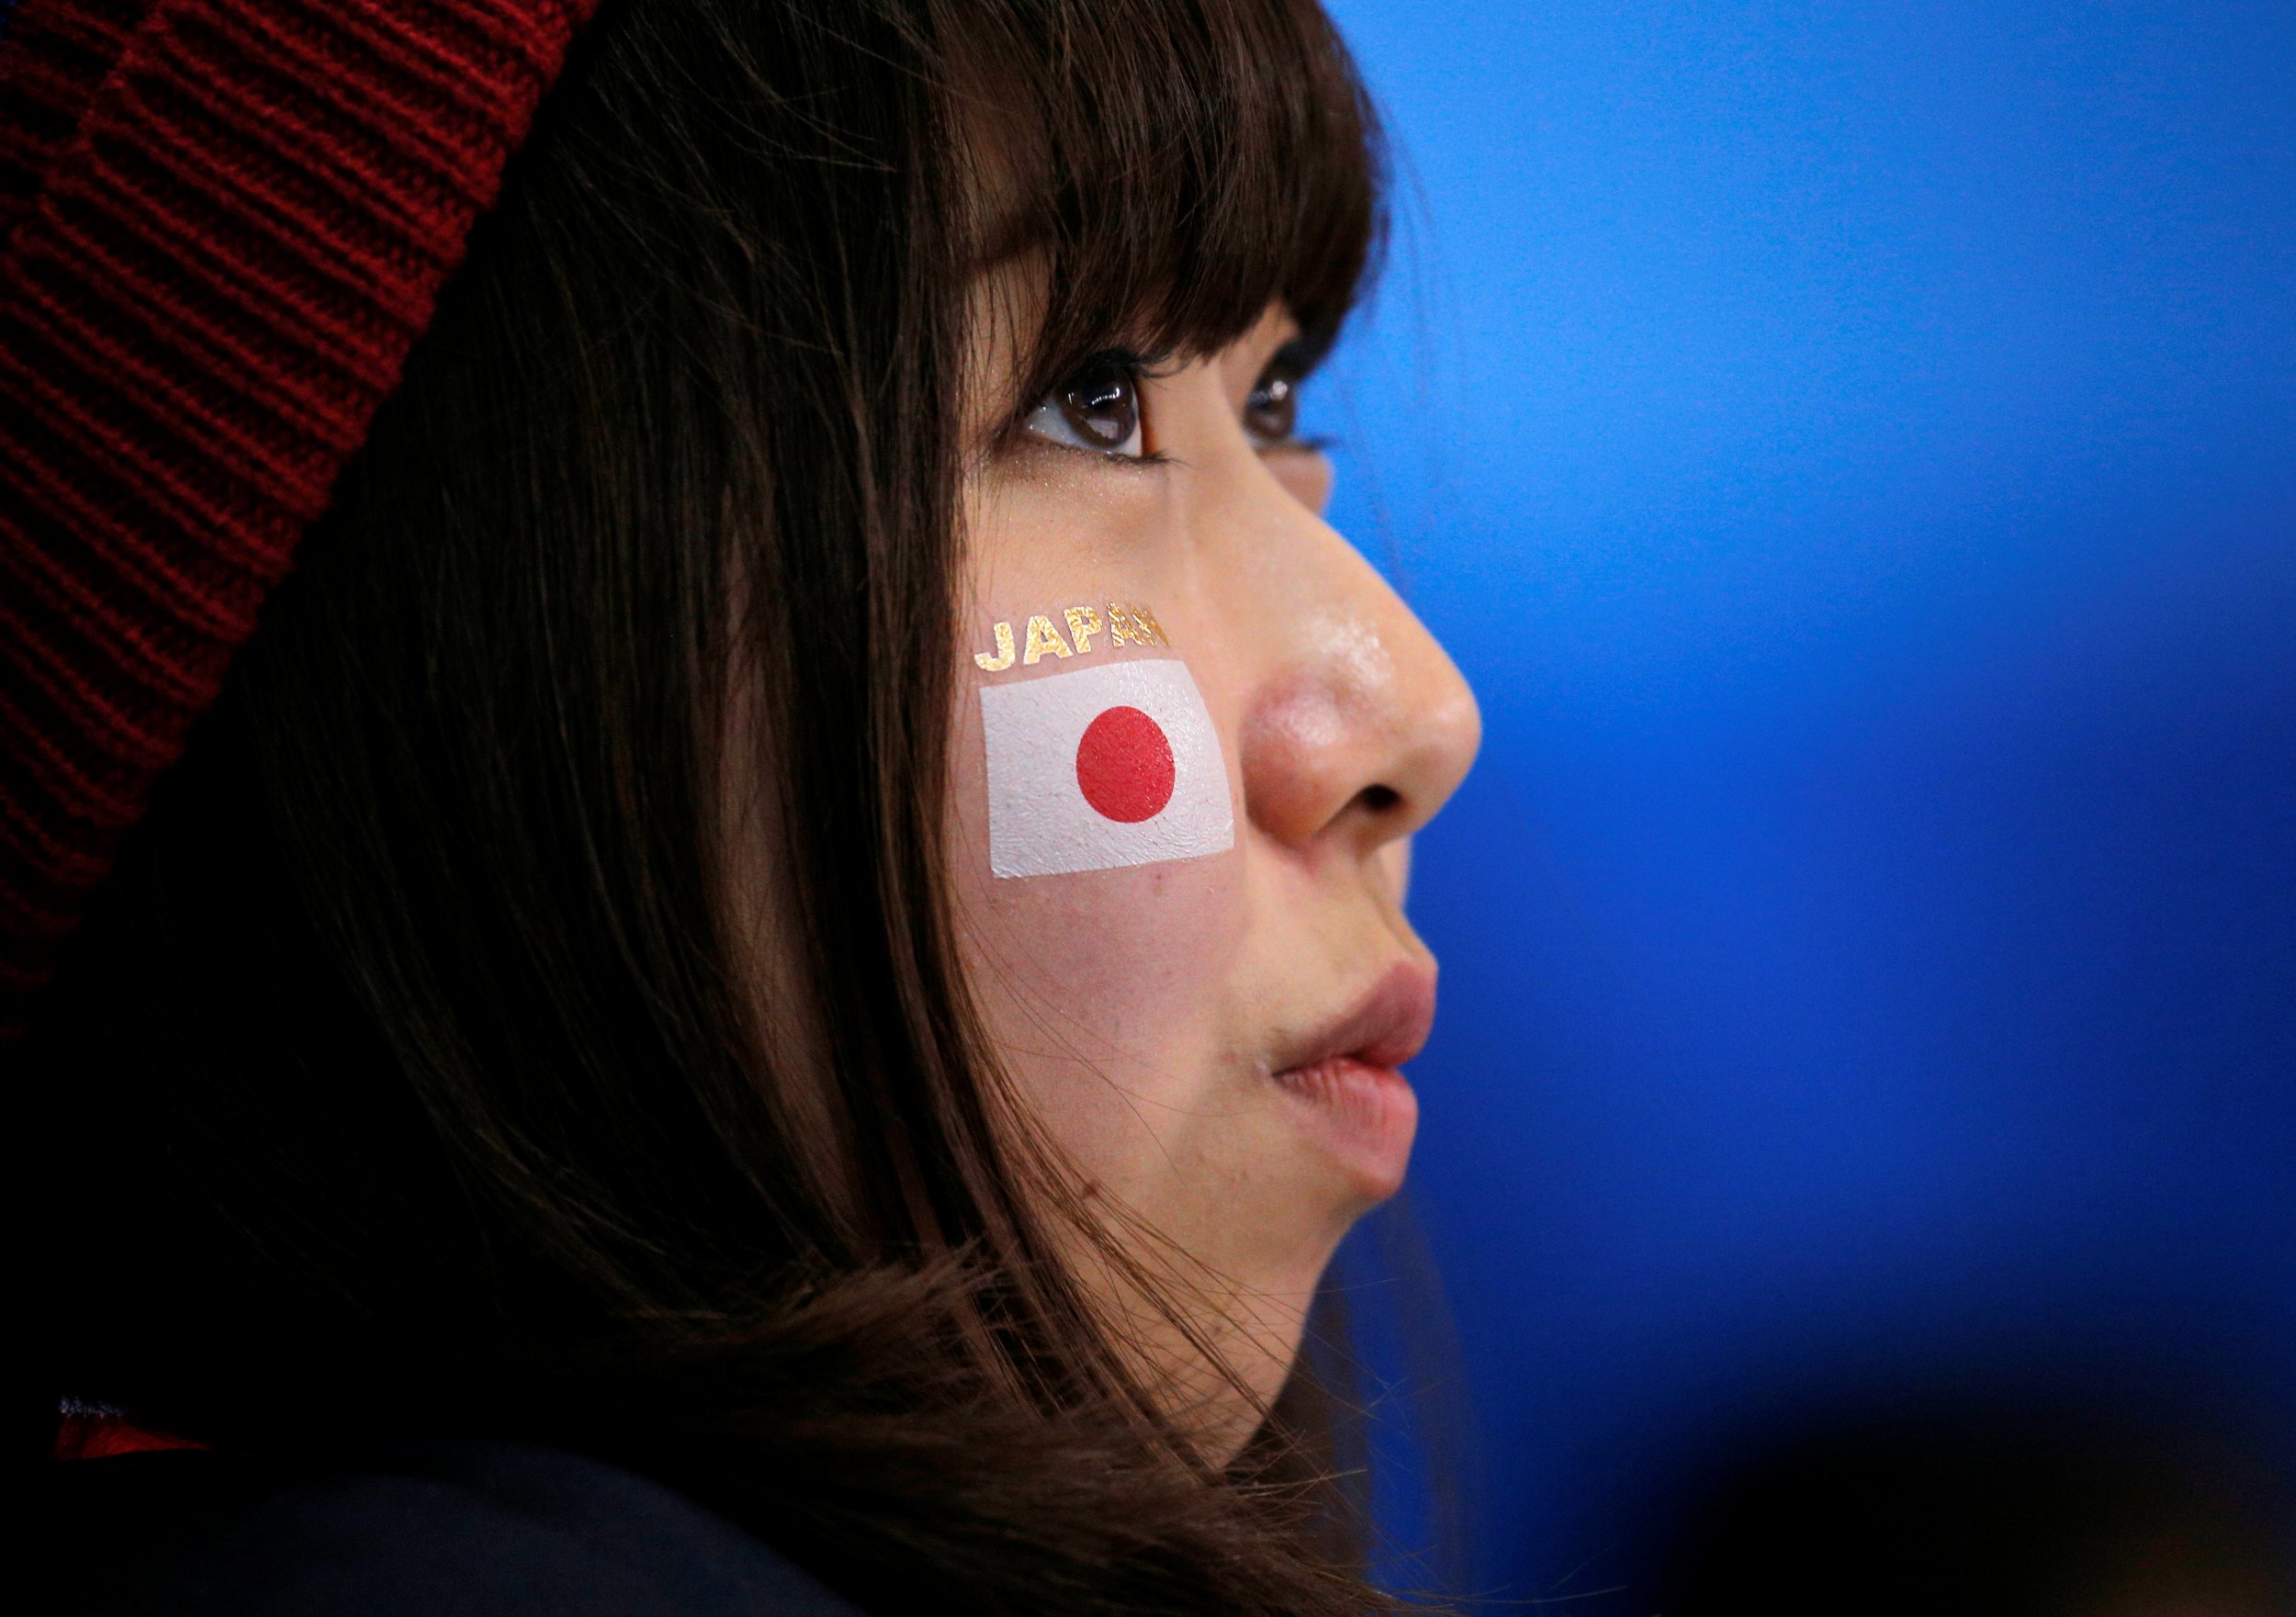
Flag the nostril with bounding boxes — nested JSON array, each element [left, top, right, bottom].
[[1355, 783, 1401, 815]]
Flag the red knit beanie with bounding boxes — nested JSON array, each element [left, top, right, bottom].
[[0, 0, 601, 1039]]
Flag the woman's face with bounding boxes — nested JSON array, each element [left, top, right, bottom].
[[952, 298, 1480, 1454]]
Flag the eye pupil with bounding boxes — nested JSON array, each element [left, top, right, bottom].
[[1245, 369, 1299, 444], [1061, 359, 1139, 450]]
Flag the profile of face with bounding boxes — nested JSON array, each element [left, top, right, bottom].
[[951, 299, 1481, 1454]]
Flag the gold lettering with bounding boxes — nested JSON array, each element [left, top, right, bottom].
[[1064, 605, 1103, 655], [973, 621, 1017, 672], [1022, 614, 1074, 664], [986, 602, 1166, 660], [1108, 601, 1169, 647]]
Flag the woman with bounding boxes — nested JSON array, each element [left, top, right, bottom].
[[10, 0, 1479, 1609]]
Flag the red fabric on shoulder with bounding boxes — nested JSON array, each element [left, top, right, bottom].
[[54, 1409, 209, 1458]]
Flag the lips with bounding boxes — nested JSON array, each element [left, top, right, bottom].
[[1268, 961, 1435, 1201]]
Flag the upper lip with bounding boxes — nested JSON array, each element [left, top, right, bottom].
[[1269, 960, 1438, 1076]]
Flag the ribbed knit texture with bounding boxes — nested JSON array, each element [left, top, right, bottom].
[[0, 0, 600, 1038]]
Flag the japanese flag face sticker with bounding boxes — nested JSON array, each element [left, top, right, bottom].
[[978, 659, 1235, 878]]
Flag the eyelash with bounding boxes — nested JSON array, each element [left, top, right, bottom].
[[1015, 343, 1328, 461]]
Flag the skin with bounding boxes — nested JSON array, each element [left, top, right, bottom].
[[951, 300, 1481, 1458]]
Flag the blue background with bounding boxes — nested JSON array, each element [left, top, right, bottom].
[[1307, 1, 2296, 1599]]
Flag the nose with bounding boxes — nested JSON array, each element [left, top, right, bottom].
[[1225, 467, 1480, 864]]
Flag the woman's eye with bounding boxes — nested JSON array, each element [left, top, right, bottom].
[[1025, 354, 1144, 458], [1243, 361, 1301, 447]]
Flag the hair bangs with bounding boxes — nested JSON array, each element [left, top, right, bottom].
[[935, 0, 1384, 399]]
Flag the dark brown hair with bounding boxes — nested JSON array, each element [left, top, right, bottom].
[[18, 1, 1404, 1609]]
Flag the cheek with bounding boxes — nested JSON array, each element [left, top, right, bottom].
[[951, 689, 1248, 1183], [970, 859, 1244, 1072]]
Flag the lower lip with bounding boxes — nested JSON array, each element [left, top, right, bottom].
[[1272, 1055, 1419, 1202]]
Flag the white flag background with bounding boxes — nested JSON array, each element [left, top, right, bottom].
[[978, 659, 1234, 878]]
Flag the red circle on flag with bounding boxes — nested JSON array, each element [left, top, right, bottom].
[[1075, 705, 1176, 823]]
